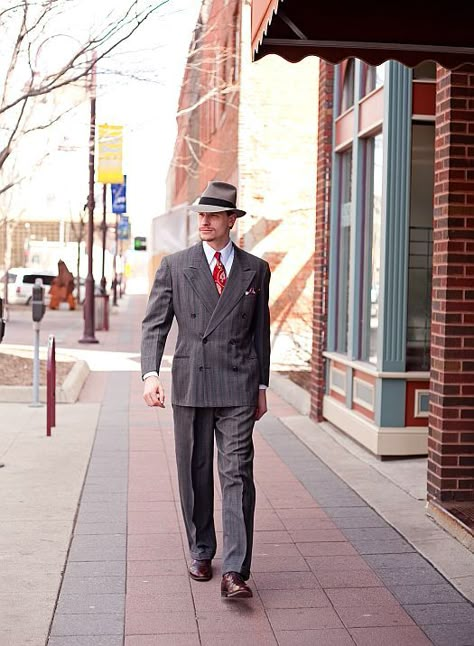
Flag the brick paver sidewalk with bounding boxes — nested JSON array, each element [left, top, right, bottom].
[[47, 295, 474, 646]]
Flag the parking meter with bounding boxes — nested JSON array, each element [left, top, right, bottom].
[[32, 278, 46, 322], [0, 297, 5, 343]]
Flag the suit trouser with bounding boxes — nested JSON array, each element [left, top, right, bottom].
[[172, 404, 256, 579]]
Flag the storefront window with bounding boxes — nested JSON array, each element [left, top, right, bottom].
[[341, 59, 355, 113], [406, 123, 434, 370], [336, 149, 353, 353], [413, 61, 436, 80], [364, 64, 385, 95], [361, 134, 383, 364]]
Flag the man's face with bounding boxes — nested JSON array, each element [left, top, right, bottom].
[[198, 211, 236, 248]]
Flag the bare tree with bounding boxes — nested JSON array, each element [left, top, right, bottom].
[[0, 0, 172, 198]]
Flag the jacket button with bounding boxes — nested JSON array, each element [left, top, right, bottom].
[[199, 366, 203, 371], [202, 338, 207, 344], [232, 366, 238, 371], [242, 313, 247, 319], [229, 339, 235, 345], [191, 313, 196, 318]]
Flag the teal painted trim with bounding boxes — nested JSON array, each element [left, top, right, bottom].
[[327, 65, 342, 352], [345, 366, 353, 409], [375, 378, 406, 427], [347, 60, 364, 360], [377, 62, 412, 372]]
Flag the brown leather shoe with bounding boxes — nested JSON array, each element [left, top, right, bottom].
[[188, 559, 212, 581], [221, 571, 253, 598]]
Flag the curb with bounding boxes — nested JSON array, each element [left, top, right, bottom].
[[270, 371, 310, 415], [0, 359, 89, 404]]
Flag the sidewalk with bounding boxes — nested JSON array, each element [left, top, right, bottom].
[[1, 294, 473, 646]]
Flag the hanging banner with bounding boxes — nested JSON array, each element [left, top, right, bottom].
[[117, 215, 130, 240], [97, 124, 124, 184], [111, 175, 127, 214]]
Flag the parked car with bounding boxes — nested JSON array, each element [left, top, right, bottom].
[[2, 267, 56, 305]]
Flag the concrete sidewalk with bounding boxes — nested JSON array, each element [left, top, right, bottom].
[[1, 294, 473, 646]]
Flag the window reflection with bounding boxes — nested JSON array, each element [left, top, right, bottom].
[[341, 59, 355, 112], [406, 124, 434, 370], [362, 134, 383, 364], [364, 64, 385, 95], [336, 149, 353, 353]]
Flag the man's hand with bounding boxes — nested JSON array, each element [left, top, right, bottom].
[[255, 389, 268, 421], [143, 376, 166, 408]]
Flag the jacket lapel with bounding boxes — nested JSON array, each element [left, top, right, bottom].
[[183, 243, 219, 315], [204, 245, 256, 338]]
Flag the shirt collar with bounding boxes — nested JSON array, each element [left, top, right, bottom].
[[202, 239, 233, 265]]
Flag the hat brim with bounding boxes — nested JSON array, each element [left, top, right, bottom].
[[189, 204, 246, 217]]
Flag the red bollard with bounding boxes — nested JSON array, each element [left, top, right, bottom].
[[47, 335, 56, 436]]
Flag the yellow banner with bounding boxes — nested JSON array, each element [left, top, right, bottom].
[[97, 124, 124, 184]]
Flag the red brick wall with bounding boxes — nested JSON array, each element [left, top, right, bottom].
[[427, 66, 474, 503], [310, 61, 334, 421], [172, 0, 240, 207]]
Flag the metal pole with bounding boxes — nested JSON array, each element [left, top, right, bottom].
[[80, 53, 98, 344], [113, 211, 118, 306], [31, 321, 42, 407], [100, 183, 107, 293]]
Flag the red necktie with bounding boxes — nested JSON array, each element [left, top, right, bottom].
[[212, 251, 227, 295]]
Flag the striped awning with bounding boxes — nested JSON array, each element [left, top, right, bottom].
[[251, 0, 474, 69]]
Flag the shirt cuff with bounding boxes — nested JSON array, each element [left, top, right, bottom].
[[143, 371, 158, 381], [259, 384, 267, 390]]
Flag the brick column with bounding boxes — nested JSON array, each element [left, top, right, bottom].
[[428, 66, 474, 503], [310, 61, 334, 421]]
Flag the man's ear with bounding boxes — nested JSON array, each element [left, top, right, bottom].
[[228, 213, 237, 229]]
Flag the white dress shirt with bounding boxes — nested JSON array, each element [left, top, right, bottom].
[[202, 239, 234, 277], [144, 240, 266, 390]]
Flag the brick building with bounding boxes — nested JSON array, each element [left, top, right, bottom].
[[252, 1, 474, 536], [153, 0, 319, 369]]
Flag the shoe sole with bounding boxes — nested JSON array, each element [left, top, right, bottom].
[[189, 572, 212, 582], [221, 590, 253, 599]]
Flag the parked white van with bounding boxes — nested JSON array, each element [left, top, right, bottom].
[[3, 267, 56, 305]]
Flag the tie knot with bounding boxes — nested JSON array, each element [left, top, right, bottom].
[[214, 251, 221, 262]]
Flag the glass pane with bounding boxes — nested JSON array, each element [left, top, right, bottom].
[[364, 63, 385, 95], [407, 123, 434, 370], [341, 59, 355, 112], [413, 62, 436, 80], [361, 134, 383, 364], [336, 150, 353, 353]]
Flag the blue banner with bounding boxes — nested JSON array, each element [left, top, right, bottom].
[[118, 215, 130, 240], [111, 175, 126, 214]]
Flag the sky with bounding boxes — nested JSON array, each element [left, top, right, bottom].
[[1, 0, 202, 239], [96, 0, 202, 236]]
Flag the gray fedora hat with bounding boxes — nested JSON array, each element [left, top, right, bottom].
[[189, 180, 246, 217]]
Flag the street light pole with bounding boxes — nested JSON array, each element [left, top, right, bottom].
[[100, 183, 107, 293], [79, 53, 99, 344], [113, 210, 119, 306]]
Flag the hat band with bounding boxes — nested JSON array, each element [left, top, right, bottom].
[[199, 197, 235, 209]]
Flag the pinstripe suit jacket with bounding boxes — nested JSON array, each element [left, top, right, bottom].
[[141, 242, 271, 407]]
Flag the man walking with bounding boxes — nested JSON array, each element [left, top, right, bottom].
[[141, 181, 271, 599]]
